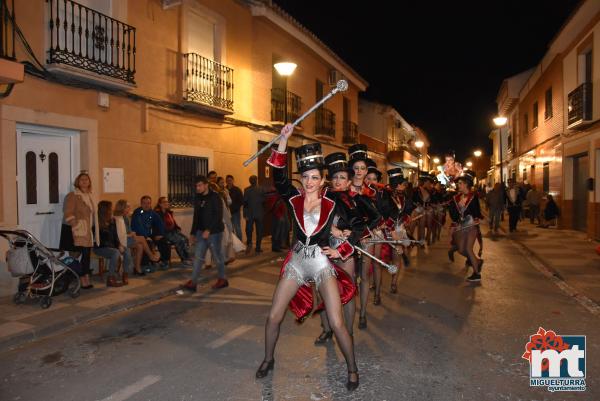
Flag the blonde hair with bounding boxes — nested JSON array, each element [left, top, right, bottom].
[[113, 199, 129, 216], [74, 172, 92, 192]]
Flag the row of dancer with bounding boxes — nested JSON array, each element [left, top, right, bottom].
[[255, 124, 485, 391]]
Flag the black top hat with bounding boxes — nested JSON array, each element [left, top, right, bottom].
[[366, 158, 382, 181], [444, 150, 456, 158], [419, 172, 435, 183], [294, 143, 325, 173], [387, 168, 406, 186], [456, 170, 476, 186], [348, 144, 368, 168], [325, 152, 352, 178]]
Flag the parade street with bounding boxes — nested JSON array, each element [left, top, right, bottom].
[[1, 228, 598, 401]]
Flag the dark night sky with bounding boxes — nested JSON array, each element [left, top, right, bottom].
[[274, 0, 581, 162]]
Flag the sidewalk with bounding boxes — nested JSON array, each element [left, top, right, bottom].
[[483, 212, 600, 305], [0, 247, 281, 351]]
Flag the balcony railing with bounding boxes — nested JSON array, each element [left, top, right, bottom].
[[1, 0, 15, 60], [567, 82, 593, 128], [315, 107, 335, 138], [47, 0, 136, 84], [184, 53, 234, 113], [271, 88, 301, 125], [343, 120, 358, 144]]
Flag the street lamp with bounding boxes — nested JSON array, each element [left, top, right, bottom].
[[415, 140, 424, 180], [466, 161, 473, 167], [274, 62, 297, 123], [493, 116, 507, 183], [473, 150, 482, 158], [433, 157, 440, 164]]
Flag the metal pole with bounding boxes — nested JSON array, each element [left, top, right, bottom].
[[284, 82, 288, 124], [498, 127, 503, 183]]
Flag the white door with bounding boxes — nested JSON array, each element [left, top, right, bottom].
[[17, 127, 79, 248]]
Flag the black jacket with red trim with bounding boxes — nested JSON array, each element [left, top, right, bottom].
[[412, 187, 433, 206], [329, 190, 380, 245], [377, 186, 414, 223], [269, 150, 354, 259], [448, 192, 483, 223]]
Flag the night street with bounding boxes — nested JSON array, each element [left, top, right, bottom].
[[1, 229, 598, 401], [1, 1, 600, 400]]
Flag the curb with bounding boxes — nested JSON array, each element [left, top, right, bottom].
[[0, 252, 278, 352]]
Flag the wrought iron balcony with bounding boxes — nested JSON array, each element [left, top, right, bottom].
[[315, 107, 335, 138], [567, 82, 593, 129], [271, 88, 301, 126], [183, 53, 234, 114], [0, 0, 22, 91], [1, 0, 15, 60], [343, 120, 358, 144], [46, 0, 136, 85]]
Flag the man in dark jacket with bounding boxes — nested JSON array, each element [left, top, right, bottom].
[[183, 175, 228, 291], [244, 175, 266, 254], [226, 174, 244, 240], [506, 179, 524, 232], [131, 195, 169, 270]]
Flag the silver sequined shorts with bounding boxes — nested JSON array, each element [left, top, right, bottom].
[[283, 242, 337, 287]]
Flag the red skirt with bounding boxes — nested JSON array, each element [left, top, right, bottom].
[[279, 250, 356, 323]]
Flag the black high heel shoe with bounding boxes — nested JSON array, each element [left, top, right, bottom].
[[346, 371, 359, 391], [255, 360, 274, 379], [314, 330, 333, 345]]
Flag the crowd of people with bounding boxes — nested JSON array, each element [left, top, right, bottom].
[[483, 179, 560, 234], [59, 169, 287, 290]]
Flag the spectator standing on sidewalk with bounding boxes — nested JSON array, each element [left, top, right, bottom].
[[59, 172, 99, 290], [526, 185, 543, 225], [226, 175, 244, 241], [485, 182, 505, 234], [505, 179, 524, 233], [265, 188, 289, 252], [182, 175, 228, 291], [244, 175, 266, 254]]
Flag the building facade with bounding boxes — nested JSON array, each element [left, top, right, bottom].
[[358, 99, 430, 183], [0, 0, 367, 294], [492, 0, 600, 239]]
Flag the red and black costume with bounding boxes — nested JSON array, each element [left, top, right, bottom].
[[448, 191, 483, 227], [267, 148, 356, 322]]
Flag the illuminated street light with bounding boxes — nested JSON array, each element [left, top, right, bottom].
[[493, 116, 507, 183], [274, 62, 297, 76], [466, 161, 473, 167], [433, 157, 440, 164], [473, 150, 482, 157], [415, 140, 424, 149], [493, 116, 507, 127]]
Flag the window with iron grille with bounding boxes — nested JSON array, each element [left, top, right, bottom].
[[168, 154, 208, 208], [532, 102, 538, 128]]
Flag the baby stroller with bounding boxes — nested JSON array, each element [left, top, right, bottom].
[[1, 229, 81, 309]]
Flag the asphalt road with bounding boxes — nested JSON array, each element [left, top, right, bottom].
[[0, 231, 598, 401]]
